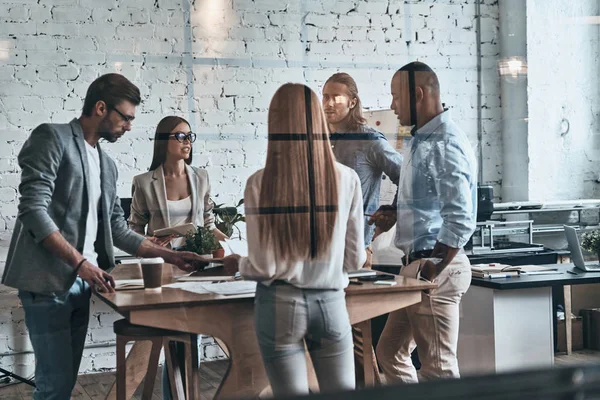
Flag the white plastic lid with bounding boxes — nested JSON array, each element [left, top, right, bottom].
[[139, 257, 164, 264]]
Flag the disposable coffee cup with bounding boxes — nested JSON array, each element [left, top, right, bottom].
[[140, 257, 164, 292]]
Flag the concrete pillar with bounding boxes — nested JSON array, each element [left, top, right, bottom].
[[498, 0, 529, 202]]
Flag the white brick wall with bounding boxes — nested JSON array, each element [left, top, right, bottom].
[[0, 0, 502, 374], [527, 0, 600, 201]]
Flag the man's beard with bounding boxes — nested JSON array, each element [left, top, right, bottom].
[[98, 117, 121, 143]]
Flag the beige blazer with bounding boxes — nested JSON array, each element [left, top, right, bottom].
[[128, 164, 217, 236]]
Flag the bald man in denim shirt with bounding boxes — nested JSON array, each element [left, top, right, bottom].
[[373, 62, 477, 383]]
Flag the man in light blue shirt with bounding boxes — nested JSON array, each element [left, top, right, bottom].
[[373, 62, 477, 383], [323, 72, 403, 383], [394, 109, 478, 257], [323, 73, 402, 256]]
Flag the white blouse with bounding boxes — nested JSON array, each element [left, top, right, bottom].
[[167, 196, 192, 248], [239, 163, 366, 290]]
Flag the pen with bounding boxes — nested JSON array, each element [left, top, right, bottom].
[[566, 270, 579, 276]]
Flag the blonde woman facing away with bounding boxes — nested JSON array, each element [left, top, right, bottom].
[[223, 84, 366, 397], [128, 115, 227, 399]]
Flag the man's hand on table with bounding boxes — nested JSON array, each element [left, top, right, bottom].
[[165, 251, 212, 273], [137, 238, 212, 273], [78, 261, 115, 293], [223, 254, 241, 275]]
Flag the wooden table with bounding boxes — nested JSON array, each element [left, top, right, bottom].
[[98, 269, 435, 399]]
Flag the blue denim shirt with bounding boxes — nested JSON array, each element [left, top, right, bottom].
[[395, 111, 477, 254], [330, 125, 403, 247]]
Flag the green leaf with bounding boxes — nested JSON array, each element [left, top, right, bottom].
[[184, 226, 220, 254]]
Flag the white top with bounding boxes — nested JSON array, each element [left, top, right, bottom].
[[82, 141, 102, 267], [167, 196, 192, 248], [239, 163, 366, 290]]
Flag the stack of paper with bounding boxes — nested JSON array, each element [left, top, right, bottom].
[[471, 264, 558, 279]]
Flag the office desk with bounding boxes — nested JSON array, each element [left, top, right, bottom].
[[97, 273, 434, 399], [458, 264, 600, 376]]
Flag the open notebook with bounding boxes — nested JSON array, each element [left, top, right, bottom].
[[114, 279, 144, 290]]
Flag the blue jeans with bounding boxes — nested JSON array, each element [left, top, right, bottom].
[[18, 278, 91, 400], [254, 283, 355, 397]]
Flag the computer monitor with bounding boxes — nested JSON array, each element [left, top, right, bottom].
[[564, 225, 600, 271]]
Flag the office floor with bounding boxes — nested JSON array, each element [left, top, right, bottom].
[[0, 360, 228, 400], [0, 352, 598, 400]]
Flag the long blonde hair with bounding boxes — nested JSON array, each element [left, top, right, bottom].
[[258, 83, 339, 261]]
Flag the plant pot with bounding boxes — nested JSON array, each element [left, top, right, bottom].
[[213, 248, 225, 259]]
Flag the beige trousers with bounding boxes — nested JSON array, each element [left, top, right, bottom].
[[376, 255, 471, 384]]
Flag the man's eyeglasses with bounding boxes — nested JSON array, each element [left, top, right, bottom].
[[169, 132, 197, 143], [108, 105, 135, 123]]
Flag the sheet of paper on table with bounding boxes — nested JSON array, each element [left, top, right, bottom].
[[164, 281, 256, 295], [219, 239, 249, 257], [176, 275, 235, 282]]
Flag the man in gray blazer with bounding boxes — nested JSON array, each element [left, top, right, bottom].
[[2, 73, 208, 400]]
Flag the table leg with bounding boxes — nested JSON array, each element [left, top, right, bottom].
[[164, 340, 186, 400], [106, 341, 153, 400], [564, 285, 572, 355]]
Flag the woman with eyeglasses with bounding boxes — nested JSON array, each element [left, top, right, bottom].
[[129, 115, 227, 246], [128, 116, 227, 399]]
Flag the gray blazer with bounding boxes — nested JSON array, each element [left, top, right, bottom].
[[2, 119, 145, 295], [128, 164, 217, 236]]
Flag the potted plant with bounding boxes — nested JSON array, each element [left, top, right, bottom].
[[213, 199, 245, 239], [184, 226, 221, 259], [581, 230, 600, 261]]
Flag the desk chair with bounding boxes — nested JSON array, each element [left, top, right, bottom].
[[120, 197, 132, 222], [113, 319, 199, 400], [110, 266, 199, 400]]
